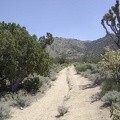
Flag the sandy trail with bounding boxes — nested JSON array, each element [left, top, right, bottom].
[[9, 66, 112, 120], [60, 66, 111, 120]]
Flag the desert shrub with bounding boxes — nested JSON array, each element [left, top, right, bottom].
[[80, 69, 91, 78], [0, 90, 30, 109], [56, 56, 69, 64], [57, 106, 68, 117], [50, 63, 68, 75], [112, 103, 120, 120], [101, 90, 120, 119], [102, 91, 120, 120], [75, 63, 93, 74], [4, 93, 16, 103], [61, 63, 69, 68], [80, 63, 113, 85], [88, 72, 106, 85], [56, 65, 64, 73], [14, 90, 30, 108], [0, 104, 11, 120], [101, 80, 120, 96], [35, 75, 51, 93], [85, 69, 92, 74], [99, 47, 120, 83], [73, 62, 80, 67], [23, 74, 43, 92], [39, 76, 50, 85], [49, 71, 57, 81], [102, 91, 120, 104], [51, 64, 62, 73]]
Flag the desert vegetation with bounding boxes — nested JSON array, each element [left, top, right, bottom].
[[0, 21, 70, 119], [74, 48, 120, 119], [74, 1, 120, 119], [1, 0, 120, 120]]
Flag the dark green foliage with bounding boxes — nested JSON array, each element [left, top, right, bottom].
[[101, 79, 120, 96], [23, 76, 42, 92], [101, 0, 120, 48], [0, 21, 53, 91], [75, 63, 93, 73], [39, 32, 54, 49], [53, 56, 69, 64]]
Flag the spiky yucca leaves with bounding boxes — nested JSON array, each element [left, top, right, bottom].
[[101, 0, 120, 48]]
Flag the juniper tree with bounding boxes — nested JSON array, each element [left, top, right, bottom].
[[39, 32, 54, 49], [0, 21, 53, 91], [101, 0, 120, 48]]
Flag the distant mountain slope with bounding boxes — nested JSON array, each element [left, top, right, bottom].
[[46, 35, 118, 59], [86, 35, 118, 56]]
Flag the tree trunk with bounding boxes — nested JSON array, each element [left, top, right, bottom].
[[11, 79, 21, 92]]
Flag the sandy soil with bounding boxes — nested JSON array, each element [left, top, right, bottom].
[[8, 65, 112, 120]]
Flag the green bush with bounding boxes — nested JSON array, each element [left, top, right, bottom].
[[101, 80, 120, 96], [99, 47, 120, 83], [102, 91, 120, 120], [75, 63, 93, 74], [55, 56, 69, 64], [88, 72, 107, 85], [102, 90, 120, 104], [23, 74, 43, 92]]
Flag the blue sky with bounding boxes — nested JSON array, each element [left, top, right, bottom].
[[0, 0, 115, 40]]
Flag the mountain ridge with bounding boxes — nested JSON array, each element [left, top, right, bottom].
[[46, 34, 118, 59]]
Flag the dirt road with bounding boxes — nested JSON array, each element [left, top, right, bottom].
[[9, 66, 111, 120]]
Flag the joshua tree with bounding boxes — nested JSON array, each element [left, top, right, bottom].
[[101, 0, 120, 48]]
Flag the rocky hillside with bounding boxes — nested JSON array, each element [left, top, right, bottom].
[[46, 34, 118, 59]]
